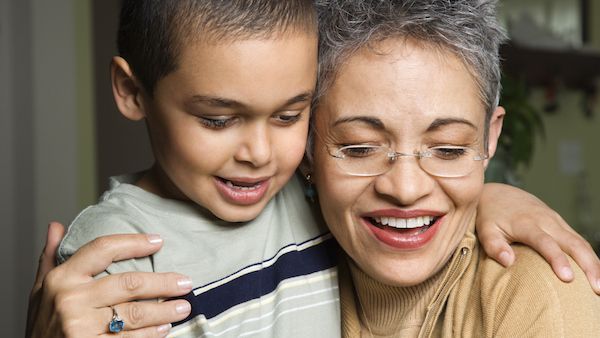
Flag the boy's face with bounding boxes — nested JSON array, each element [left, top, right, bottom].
[[142, 33, 317, 222]]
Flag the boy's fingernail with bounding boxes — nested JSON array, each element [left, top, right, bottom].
[[560, 266, 573, 280], [596, 279, 600, 291], [157, 323, 172, 333], [177, 277, 193, 290], [147, 234, 163, 244], [176, 302, 192, 314]]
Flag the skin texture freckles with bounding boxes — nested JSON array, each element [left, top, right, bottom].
[[117, 34, 318, 222], [312, 38, 505, 286]]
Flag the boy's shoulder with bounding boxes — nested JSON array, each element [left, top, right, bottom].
[[56, 173, 157, 263]]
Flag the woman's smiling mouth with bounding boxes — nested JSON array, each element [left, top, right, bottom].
[[361, 212, 444, 250]]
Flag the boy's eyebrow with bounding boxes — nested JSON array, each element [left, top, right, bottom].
[[285, 92, 313, 106], [190, 95, 242, 108], [333, 116, 384, 129], [189, 91, 314, 109], [426, 118, 477, 131]]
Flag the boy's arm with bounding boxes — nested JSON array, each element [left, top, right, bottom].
[[476, 183, 600, 294], [26, 222, 193, 338]]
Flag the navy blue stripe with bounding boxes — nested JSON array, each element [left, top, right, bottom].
[[172, 236, 338, 326], [195, 232, 334, 290]]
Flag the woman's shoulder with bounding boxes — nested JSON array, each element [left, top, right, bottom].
[[475, 244, 600, 336]]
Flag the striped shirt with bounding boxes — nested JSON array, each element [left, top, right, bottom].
[[58, 174, 341, 338]]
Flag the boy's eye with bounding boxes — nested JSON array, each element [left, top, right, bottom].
[[198, 116, 235, 129], [273, 112, 302, 125]]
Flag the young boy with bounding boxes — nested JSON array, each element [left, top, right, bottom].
[[58, 1, 340, 337]]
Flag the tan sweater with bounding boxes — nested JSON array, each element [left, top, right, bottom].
[[340, 229, 600, 338]]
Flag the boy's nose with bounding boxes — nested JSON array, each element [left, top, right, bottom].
[[234, 124, 272, 167]]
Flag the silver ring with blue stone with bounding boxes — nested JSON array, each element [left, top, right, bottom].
[[108, 306, 125, 333]]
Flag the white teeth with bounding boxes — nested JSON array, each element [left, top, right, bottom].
[[225, 180, 260, 190], [372, 216, 435, 229]]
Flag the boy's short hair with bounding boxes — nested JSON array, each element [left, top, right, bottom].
[[118, 0, 317, 95]]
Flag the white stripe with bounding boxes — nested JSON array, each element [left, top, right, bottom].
[[169, 270, 338, 337], [171, 298, 340, 338], [193, 233, 333, 296], [237, 298, 340, 337]]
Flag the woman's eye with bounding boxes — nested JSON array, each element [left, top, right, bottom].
[[430, 146, 468, 160], [198, 116, 235, 129], [273, 112, 302, 125], [340, 145, 380, 158]]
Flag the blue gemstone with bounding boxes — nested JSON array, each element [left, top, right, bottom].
[[109, 318, 125, 333]]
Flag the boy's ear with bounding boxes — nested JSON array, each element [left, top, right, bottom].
[[111, 56, 147, 121], [483, 106, 505, 168]]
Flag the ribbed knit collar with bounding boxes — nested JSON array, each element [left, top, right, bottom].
[[348, 259, 450, 337]]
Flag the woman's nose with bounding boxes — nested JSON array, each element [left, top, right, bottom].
[[373, 156, 435, 205]]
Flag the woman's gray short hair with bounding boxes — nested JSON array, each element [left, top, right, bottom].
[[315, 0, 507, 120]]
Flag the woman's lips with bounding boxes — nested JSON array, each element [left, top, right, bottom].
[[214, 177, 270, 206], [361, 214, 443, 250]]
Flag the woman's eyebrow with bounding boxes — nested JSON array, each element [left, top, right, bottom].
[[333, 116, 384, 129], [426, 118, 477, 132]]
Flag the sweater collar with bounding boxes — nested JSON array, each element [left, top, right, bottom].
[[341, 228, 477, 338]]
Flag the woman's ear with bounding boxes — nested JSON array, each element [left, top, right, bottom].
[[484, 106, 505, 168], [111, 56, 147, 121]]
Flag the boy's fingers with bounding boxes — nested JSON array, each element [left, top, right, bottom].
[[80, 272, 193, 306], [64, 233, 164, 277], [529, 232, 575, 282], [476, 221, 515, 267], [531, 216, 600, 293], [555, 233, 600, 294], [480, 236, 515, 267]]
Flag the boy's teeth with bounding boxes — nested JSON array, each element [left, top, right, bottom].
[[225, 180, 260, 190], [372, 216, 435, 229]]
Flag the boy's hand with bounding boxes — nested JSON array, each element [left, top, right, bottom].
[[477, 183, 600, 295], [26, 223, 193, 338]]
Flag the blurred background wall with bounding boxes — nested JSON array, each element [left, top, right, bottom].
[[1, 0, 599, 336]]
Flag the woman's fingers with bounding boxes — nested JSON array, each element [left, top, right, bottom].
[[101, 300, 191, 333], [32, 222, 66, 294], [79, 271, 193, 306], [98, 324, 173, 338], [26, 222, 66, 338], [64, 233, 165, 278]]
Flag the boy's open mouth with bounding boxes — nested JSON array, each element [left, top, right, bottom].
[[217, 177, 264, 190]]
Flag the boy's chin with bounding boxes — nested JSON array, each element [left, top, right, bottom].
[[212, 204, 265, 223]]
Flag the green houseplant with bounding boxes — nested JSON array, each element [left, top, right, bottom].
[[485, 75, 545, 184]]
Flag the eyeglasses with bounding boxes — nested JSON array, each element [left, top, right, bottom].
[[328, 144, 488, 178]]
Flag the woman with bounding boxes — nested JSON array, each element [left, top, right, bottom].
[[310, 0, 600, 336], [26, 1, 600, 337]]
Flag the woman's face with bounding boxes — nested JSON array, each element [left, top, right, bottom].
[[312, 38, 504, 286]]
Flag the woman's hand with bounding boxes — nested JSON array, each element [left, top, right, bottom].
[[477, 183, 600, 294], [26, 222, 193, 338]]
